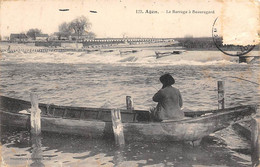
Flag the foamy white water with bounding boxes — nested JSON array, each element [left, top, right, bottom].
[[3, 49, 258, 66]]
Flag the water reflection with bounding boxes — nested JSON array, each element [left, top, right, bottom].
[[29, 133, 44, 167], [0, 126, 253, 167], [113, 148, 124, 166]]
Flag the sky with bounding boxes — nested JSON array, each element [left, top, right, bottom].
[[0, 0, 259, 41]]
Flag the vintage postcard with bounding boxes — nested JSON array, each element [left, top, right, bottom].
[[0, 0, 259, 166]]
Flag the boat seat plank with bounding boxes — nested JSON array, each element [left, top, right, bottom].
[[63, 109, 81, 119], [53, 108, 65, 117], [96, 110, 103, 119], [80, 110, 101, 120]]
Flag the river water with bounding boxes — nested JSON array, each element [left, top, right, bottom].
[[0, 48, 259, 166]]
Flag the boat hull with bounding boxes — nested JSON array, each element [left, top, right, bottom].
[[0, 96, 257, 141], [0, 106, 256, 142]]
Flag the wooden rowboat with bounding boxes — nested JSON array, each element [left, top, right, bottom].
[[155, 50, 183, 59], [119, 50, 138, 55], [0, 96, 257, 142]]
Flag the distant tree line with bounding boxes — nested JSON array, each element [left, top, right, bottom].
[[56, 16, 96, 40], [175, 37, 217, 49], [174, 36, 259, 51], [174, 37, 249, 50], [14, 16, 96, 42], [26, 28, 42, 40]]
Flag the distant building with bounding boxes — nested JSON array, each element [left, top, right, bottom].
[[53, 32, 69, 40], [35, 34, 49, 41], [69, 34, 85, 41], [10, 33, 28, 42], [69, 34, 95, 42]]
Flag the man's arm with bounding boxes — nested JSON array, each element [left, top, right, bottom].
[[153, 90, 163, 102]]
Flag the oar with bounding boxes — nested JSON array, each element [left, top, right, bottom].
[[152, 85, 159, 91]]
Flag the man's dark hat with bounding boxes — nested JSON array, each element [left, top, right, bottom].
[[160, 73, 175, 86]]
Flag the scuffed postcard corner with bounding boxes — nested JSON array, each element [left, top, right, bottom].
[[220, 0, 259, 46]]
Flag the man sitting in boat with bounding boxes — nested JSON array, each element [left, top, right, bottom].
[[152, 73, 184, 121]]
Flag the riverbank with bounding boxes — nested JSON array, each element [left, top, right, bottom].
[[0, 42, 113, 53], [0, 42, 47, 50], [1, 41, 259, 54]]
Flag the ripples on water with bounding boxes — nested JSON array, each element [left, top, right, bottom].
[[0, 50, 259, 166], [0, 62, 259, 110], [0, 127, 252, 167]]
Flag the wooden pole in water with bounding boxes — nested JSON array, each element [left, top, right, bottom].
[[251, 116, 259, 166], [31, 133, 44, 167], [126, 96, 134, 111], [111, 109, 125, 147], [30, 93, 41, 135], [217, 81, 225, 109]]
